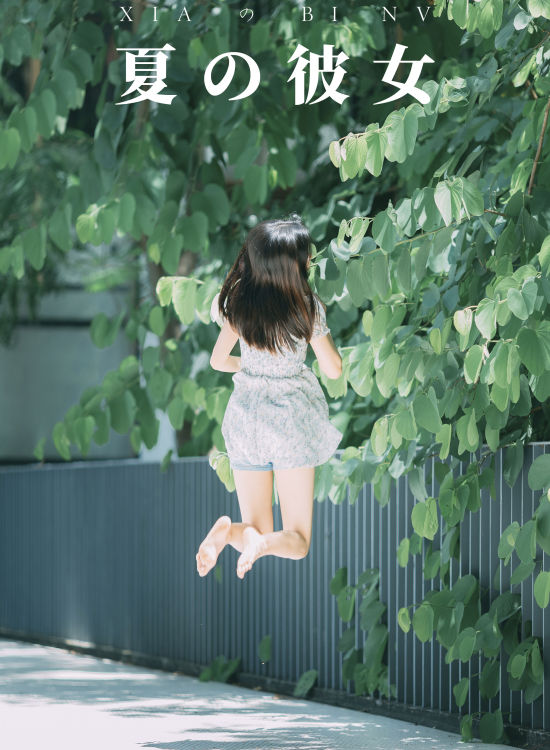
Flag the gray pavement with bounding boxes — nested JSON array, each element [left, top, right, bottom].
[[0, 638, 521, 750]]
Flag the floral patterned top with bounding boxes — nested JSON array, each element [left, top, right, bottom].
[[210, 292, 343, 470]]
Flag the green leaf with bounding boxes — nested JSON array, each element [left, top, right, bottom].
[[109, 390, 136, 434], [371, 208, 398, 254], [33, 436, 46, 461], [395, 406, 417, 440], [34, 88, 57, 137], [97, 205, 116, 244], [353, 137, 368, 179], [518, 328, 546, 376], [457, 408, 479, 453], [538, 235, 550, 275], [479, 659, 500, 699], [167, 397, 185, 429], [460, 714, 474, 741], [148, 306, 166, 337], [528, 0, 550, 18], [434, 178, 463, 225], [531, 640, 544, 681], [371, 416, 388, 456], [434, 181, 454, 226], [479, 709, 504, 744], [22, 223, 46, 270], [460, 177, 484, 217], [172, 277, 197, 325], [330, 566, 347, 596], [76, 213, 95, 243], [413, 393, 442, 433], [510, 560, 535, 585], [48, 204, 72, 252], [370, 253, 391, 301], [534, 570, 550, 608], [464, 345, 484, 384], [458, 627, 477, 661], [346, 258, 368, 306], [498, 521, 520, 563], [293, 669, 318, 697], [53, 421, 71, 460], [156, 277, 174, 306], [384, 110, 408, 163], [341, 135, 359, 179], [396, 248, 411, 293], [118, 192, 136, 233], [149, 368, 174, 408], [509, 652, 527, 679], [377, 353, 400, 398], [209, 451, 235, 493], [337, 585, 357, 621], [507, 287, 528, 320], [397, 537, 410, 567], [528, 453, 550, 490], [73, 415, 95, 455], [453, 677, 469, 707], [398, 607, 411, 633], [329, 140, 341, 167], [503, 441, 524, 488], [475, 298, 497, 339], [449, 0, 469, 29], [92, 408, 110, 445], [515, 519, 536, 563], [429, 327, 442, 354], [453, 308, 473, 337], [90, 311, 124, 348], [364, 129, 388, 177], [437, 423, 452, 460], [411, 497, 439, 540], [412, 602, 434, 642], [13, 105, 37, 153], [535, 494, 550, 555]]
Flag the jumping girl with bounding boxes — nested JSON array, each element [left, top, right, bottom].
[[195, 213, 343, 580]]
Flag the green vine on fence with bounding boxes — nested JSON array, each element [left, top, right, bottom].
[[330, 566, 396, 700]]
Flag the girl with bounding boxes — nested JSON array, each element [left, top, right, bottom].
[[196, 213, 343, 580]]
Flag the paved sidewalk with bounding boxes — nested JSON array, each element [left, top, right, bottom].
[[0, 638, 521, 750]]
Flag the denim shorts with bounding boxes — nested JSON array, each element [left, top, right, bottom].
[[230, 460, 274, 472]]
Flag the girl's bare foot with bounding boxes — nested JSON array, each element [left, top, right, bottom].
[[196, 515, 232, 577], [236, 526, 267, 579]]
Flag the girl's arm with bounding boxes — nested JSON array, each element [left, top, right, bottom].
[[309, 295, 342, 379], [310, 333, 343, 379], [210, 319, 241, 372]]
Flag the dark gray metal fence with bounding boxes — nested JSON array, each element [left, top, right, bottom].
[[0, 448, 549, 742]]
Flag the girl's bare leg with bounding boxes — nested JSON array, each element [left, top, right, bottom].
[[228, 468, 275, 553], [236, 466, 315, 579], [196, 515, 233, 577], [196, 469, 274, 577]]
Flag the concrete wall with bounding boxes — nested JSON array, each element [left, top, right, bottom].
[[1, 286, 134, 461]]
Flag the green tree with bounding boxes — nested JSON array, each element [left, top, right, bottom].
[[2, 0, 550, 741]]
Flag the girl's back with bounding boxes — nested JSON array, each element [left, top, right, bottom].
[[212, 292, 329, 378], [209, 214, 343, 472]]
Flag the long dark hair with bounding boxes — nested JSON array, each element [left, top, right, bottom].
[[217, 212, 317, 353]]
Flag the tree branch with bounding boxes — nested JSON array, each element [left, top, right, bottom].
[[527, 97, 550, 196]]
